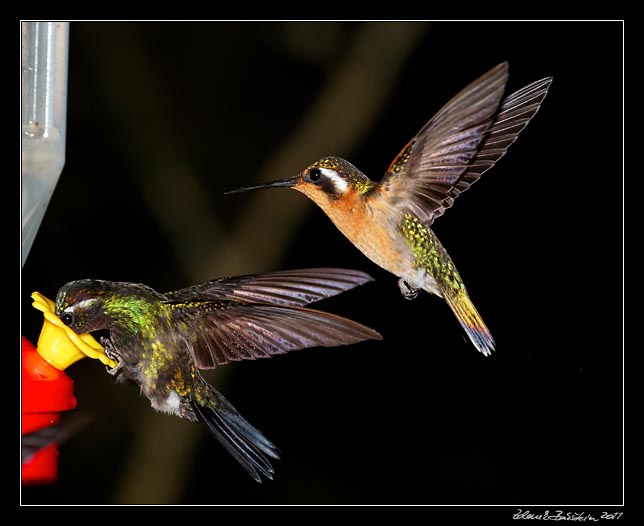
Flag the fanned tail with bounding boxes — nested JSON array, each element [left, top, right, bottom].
[[191, 387, 280, 483], [441, 287, 495, 357]]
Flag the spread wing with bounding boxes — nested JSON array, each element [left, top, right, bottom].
[[164, 268, 375, 307], [377, 62, 552, 225], [164, 268, 382, 369]]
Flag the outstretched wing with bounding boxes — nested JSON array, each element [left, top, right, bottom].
[[171, 302, 382, 369], [165, 268, 381, 369], [424, 75, 553, 224], [165, 268, 375, 307], [377, 62, 552, 226]]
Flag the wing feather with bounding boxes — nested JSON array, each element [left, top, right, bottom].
[[378, 63, 552, 225], [172, 303, 382, 369], [165, 268, 375, 307]]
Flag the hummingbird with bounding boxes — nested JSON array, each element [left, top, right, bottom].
[[226, 62, 552, 357], [54, 268, 382, 482]]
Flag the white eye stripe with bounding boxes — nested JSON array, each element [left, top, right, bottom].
[[65, 298, 98, 312], [319, 167, 349, 193]]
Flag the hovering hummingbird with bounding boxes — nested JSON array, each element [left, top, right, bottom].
[[226, 62, 552, 357], [54, 268, 381, 482]]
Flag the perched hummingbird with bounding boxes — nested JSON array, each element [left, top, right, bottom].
[[54, 268, 381, 482], [226, 62, 552, 357]]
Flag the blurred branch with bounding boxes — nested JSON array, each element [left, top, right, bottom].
[[80, 21, 427, 504], [205, 22, 428, 278], [79, 24, 225, 285]]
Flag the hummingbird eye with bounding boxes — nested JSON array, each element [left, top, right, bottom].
[[60, 312, 74, 326], [308, 168, 322, 182]]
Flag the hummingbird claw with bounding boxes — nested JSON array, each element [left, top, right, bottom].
[[398, 278, 419, 300], [100, 336, 123, 375], [106, 362, 123, 376]]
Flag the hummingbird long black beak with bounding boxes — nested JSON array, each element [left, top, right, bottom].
[[225, 176, 299, 195]]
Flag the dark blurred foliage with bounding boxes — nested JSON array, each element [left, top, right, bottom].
[[20, 21, 623, 505]]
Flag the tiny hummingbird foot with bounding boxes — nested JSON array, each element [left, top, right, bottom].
[[398, 278, 419, 300], [100, 336, 123, 376]]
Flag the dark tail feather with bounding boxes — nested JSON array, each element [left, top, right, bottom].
[[191, 392, 280, 483]]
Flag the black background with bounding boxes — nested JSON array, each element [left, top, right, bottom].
[[21, 21, 623, 507]]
